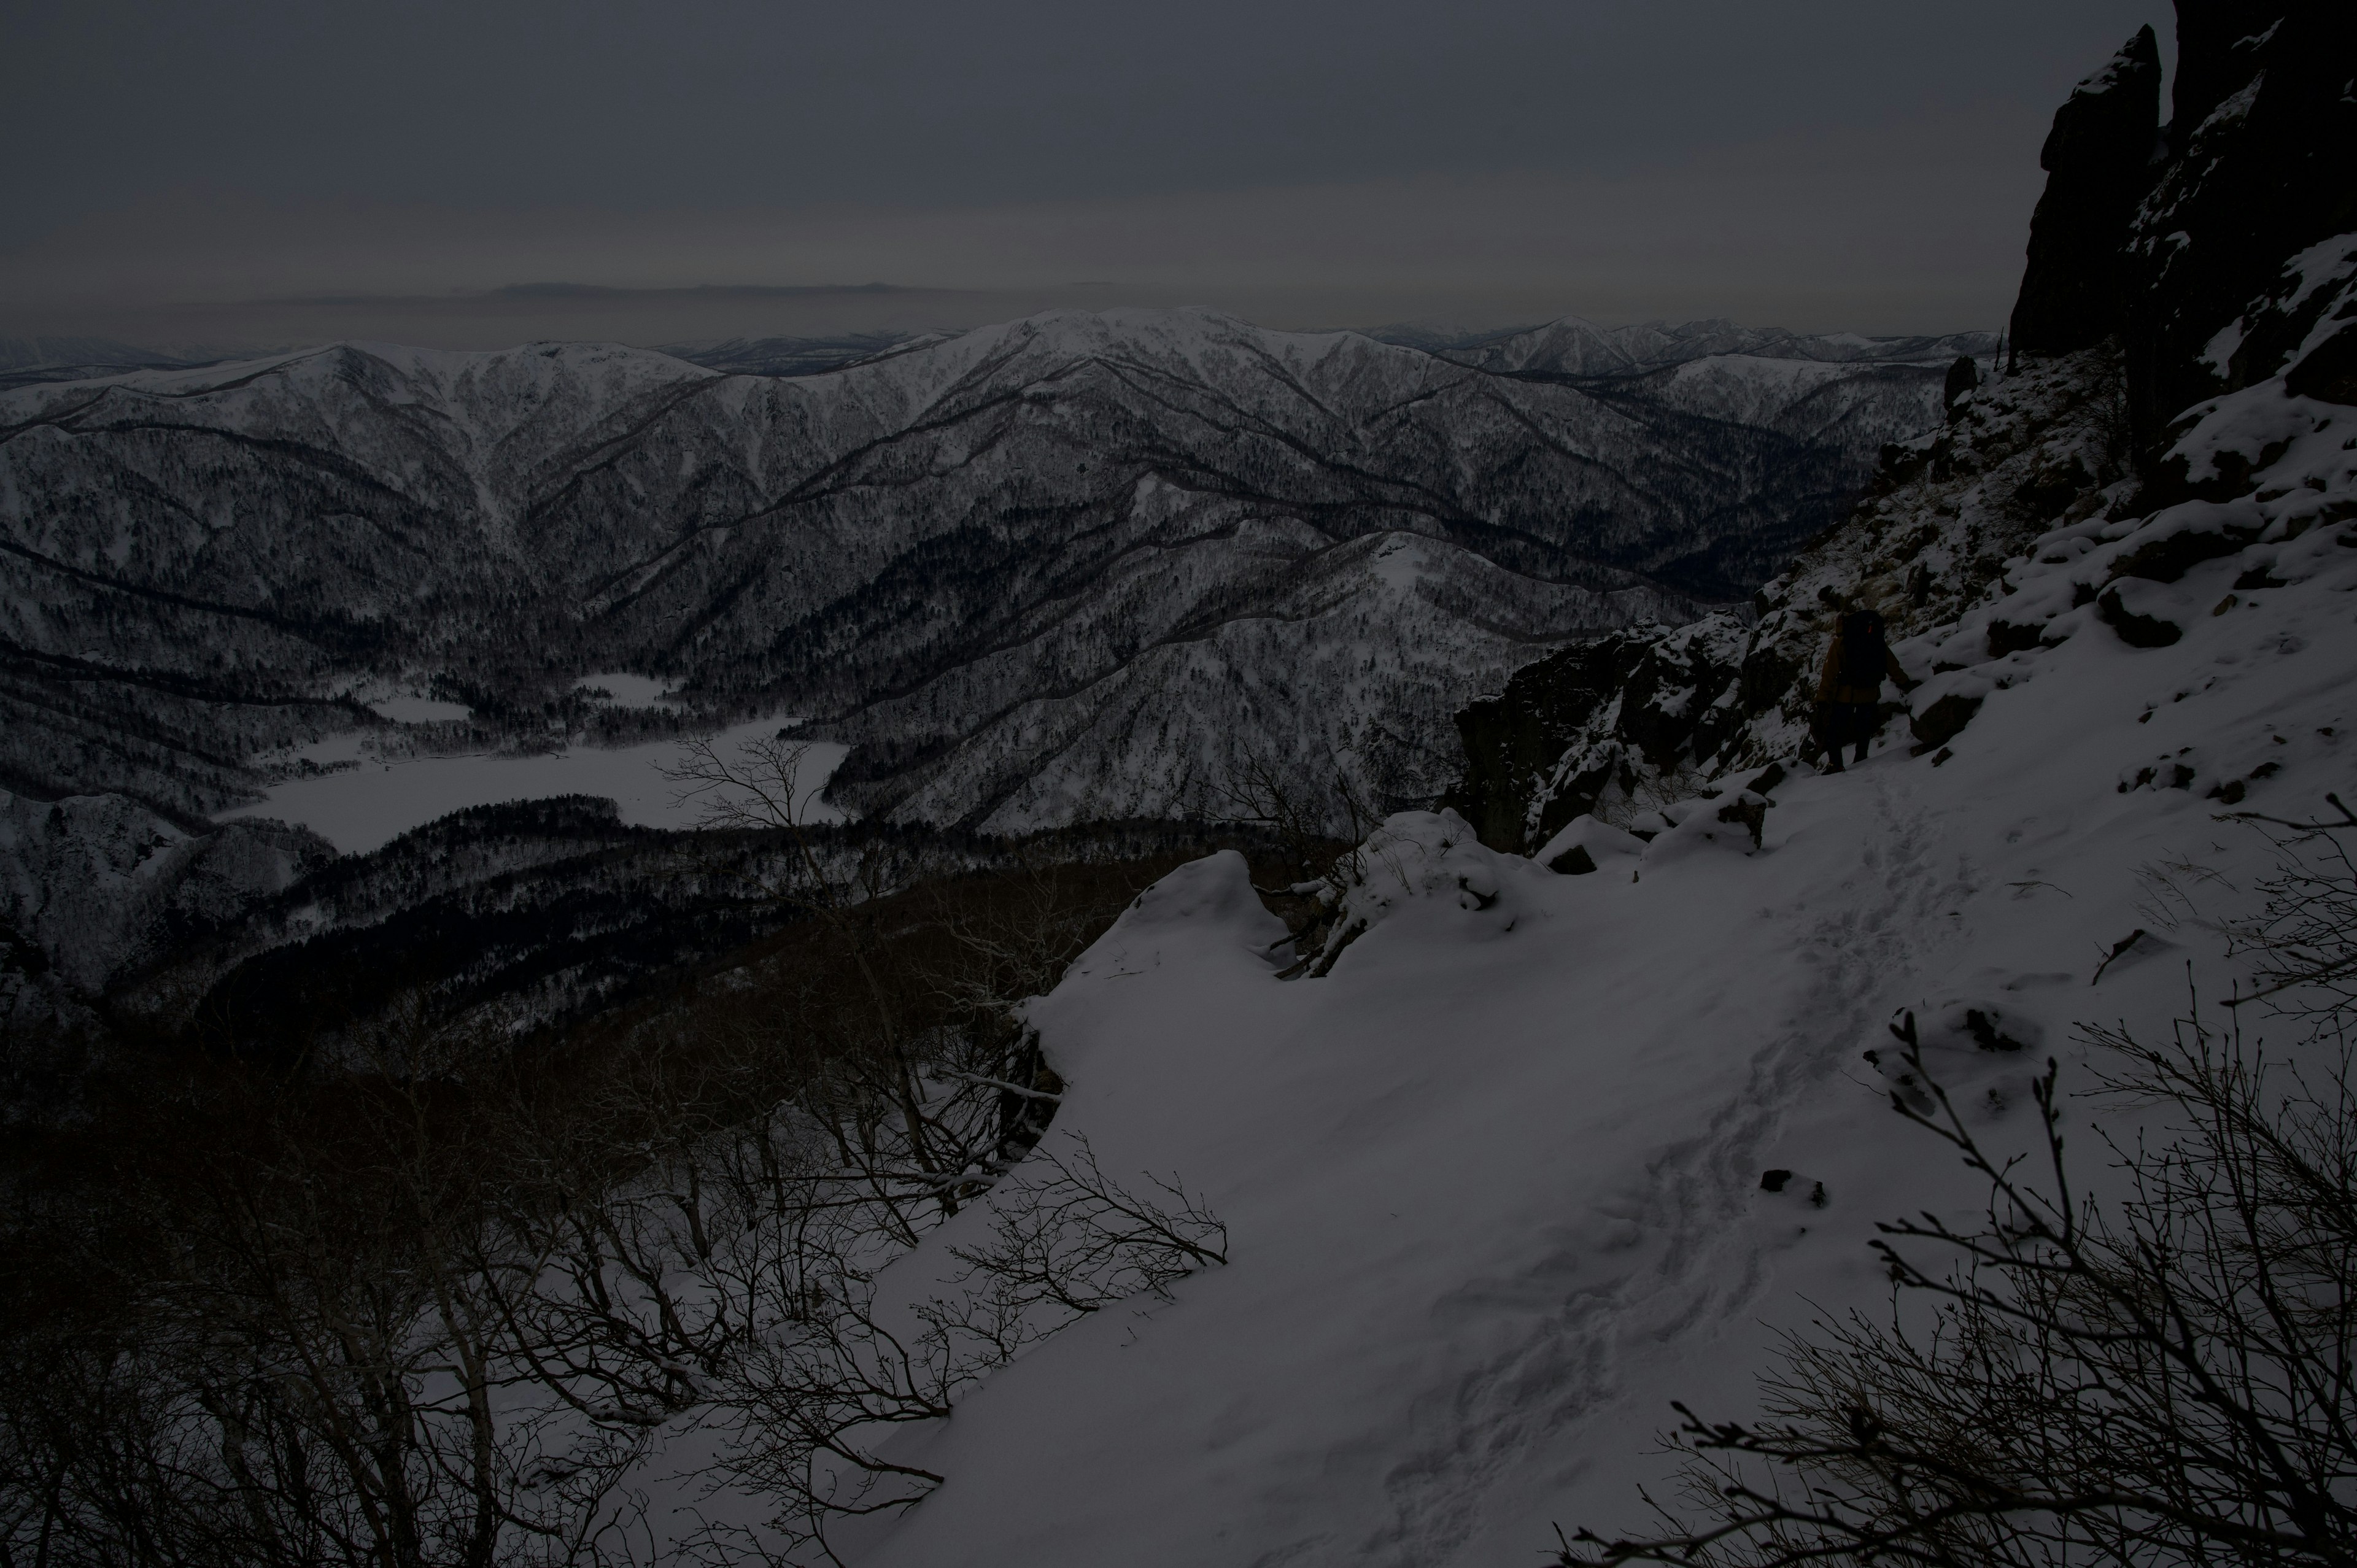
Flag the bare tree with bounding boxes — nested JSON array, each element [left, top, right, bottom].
[[1201, 745, 1372, 889], [1562, 911, 2357, 1567], [2, 730, 1236, 1565], [706, 1131, 1227, 1564]]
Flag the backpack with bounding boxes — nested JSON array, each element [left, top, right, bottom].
[[1837, 610, 1886, 688]]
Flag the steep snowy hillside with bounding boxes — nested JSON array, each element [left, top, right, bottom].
[[632, 12, 2351, 1562], [0, 308, 1957, 831], [816, 355, 2357, 1568]]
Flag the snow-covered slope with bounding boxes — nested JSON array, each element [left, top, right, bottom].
[[794, 309, 2357, 1568], [0, 790, 331, 995], [0, 308, 1956, 830], [756, 31, 2357, 1539]]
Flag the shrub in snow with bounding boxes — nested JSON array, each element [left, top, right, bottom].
[[719, 1132, 1227, 1553], [1564, 813, 2357, 1568]]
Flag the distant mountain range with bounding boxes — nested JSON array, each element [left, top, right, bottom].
[[0, 335, 229, 392], [0, 308, 1989, 832], [653, 316, 1998, 384]]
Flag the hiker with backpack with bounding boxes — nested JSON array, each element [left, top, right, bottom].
[[1813, 606, 1919, 773]]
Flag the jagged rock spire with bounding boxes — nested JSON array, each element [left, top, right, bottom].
[[2006, 4, 2356, 452], [2006, 26, 2163, 358]]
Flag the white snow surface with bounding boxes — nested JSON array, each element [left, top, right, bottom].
[[217, 716, 846, 854], [740, 373, 2357, 1565]]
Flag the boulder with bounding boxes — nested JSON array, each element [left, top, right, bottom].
[[1534, 814, 1647, 876], [2106, 498, 2266, 582], [1910, 690, 1986, 754], [2097, 582, 2185, 647], [1943, 355, 1983, 420]]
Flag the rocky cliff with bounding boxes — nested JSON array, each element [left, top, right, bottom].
[[2007, 26, 2162, 356], [2128, 2, 2357, 446]]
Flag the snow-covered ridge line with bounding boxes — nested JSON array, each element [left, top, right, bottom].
[[0, 306, 1959, 832]]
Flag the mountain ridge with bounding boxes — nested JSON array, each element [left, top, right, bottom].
[[0, 307, 1972, 831]]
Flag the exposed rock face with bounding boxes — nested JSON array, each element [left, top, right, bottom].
[[1446, 616, 1755, 851], [1943, 356, 1982, 420], [1997, 4, 2357, 444], [1446, 347, 2138, 851], [2126, 2, 2357, 441], [2007, 26, 2164, 357], [1449, 635, 1658, 851], [2286, 313, 2357, 406]]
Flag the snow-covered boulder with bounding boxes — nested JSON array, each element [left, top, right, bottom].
[[1309, 809, 1552, 976], [1533, 814, 1647, 876]]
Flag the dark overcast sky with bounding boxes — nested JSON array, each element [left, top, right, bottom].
[[0, 1, 2174, 347]]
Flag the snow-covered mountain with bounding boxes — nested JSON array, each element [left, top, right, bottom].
[[0, 308, 1966, 832]]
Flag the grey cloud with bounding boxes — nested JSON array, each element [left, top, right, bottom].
[[0, 1, 2173, 344]]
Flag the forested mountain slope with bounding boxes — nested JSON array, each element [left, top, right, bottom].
[[0, 311, 1973, 830]]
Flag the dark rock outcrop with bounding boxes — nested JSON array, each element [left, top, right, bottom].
[[2286, 318, 2357, 406], [1447, 636, 1656, 851], [1998, 4, 2357, 443], [1909, 692, 1984, 754], [2007, 26, 2164, 357], [1444, 614, 1758, 851], [2096, 585, 2185, 648], [1943, 356, 1982, 420]]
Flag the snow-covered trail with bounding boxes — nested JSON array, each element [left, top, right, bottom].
[[1364, 774, 1952, 1564], [843, 792, 2163, 1564], [827, 382, 2357, 1567]]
